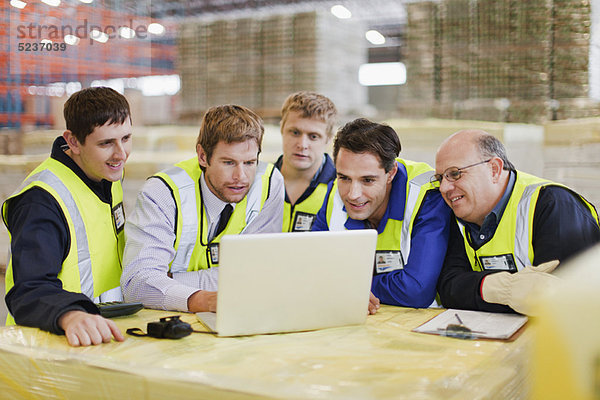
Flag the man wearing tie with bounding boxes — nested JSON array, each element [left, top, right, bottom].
[[121, 105, 284, 312]]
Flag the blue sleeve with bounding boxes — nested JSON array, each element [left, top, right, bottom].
[[371, 190, 451, 308], [311, 181, 334, 232]]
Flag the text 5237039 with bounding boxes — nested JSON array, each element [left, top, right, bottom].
[[18, 42, 67, 51]]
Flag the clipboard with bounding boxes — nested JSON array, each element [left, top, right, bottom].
[[412, 309, 528, 341]]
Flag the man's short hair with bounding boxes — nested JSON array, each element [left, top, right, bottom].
[[333, 118, 401, 173], [197, 105, 264, 169], [477, 133, 516, 171], [63, 87, 131, 144], [280, 91, 337, 138]]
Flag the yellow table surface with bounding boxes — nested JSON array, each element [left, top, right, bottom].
[[0, 306, 531, 400]]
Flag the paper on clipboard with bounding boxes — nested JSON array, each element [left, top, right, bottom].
[[412, 309, 528, 340]]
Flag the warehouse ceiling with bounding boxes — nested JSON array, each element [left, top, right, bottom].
[[150, 0, 407, 48]]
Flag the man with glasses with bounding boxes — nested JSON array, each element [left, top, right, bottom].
[[434, 129, 600, 315], [312, 118, 451, 313]]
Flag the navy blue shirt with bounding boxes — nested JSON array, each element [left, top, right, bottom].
[[437, 174, 600, 313], [4, 137, 111, 334]]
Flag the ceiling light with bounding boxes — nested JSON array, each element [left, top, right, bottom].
[[10, 0, 27, 9], [365, 30, 386, 45], [330, 5, 351, 19], [148, 23, 165, 35], [40, 0, 60, 6], [119, 27, 135, 39], [64, 35, 80, 45], [91, 29, 109, 43], [359, 62, 406, 86]]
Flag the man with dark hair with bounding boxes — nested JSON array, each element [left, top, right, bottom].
[[312, 118, 451, 313], [434, 129, 600, 314], [121, 105, 284, 313], [275, 91, 338, 232], [2, 86, 132, 346]]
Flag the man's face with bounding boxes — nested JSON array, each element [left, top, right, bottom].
[[198, 140, 259, 203], [281, 110, 330, 173], [435, 141, 495, 225], [66, 119, 132, 182], [335, 148, 396, 226]]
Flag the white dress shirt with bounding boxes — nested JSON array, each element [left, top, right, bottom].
[[121, 164, 284, 311]]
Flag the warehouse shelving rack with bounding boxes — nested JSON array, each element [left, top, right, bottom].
[[1, 0, 175, 130]]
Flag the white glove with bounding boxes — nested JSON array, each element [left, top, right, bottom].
[[481, 260, 560, 315]]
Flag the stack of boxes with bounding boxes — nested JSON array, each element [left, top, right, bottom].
[[401, 0, 599, 123], [177, 11, 367, 120]]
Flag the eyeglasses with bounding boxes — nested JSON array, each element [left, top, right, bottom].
[[430, 159, 491, 186]]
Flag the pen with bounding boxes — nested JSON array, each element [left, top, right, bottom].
[[455, 313, 464, 325]]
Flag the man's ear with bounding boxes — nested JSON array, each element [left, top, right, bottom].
[[63, 130, 81, 155], [197, 144, 209, 168], [387, 162, 398, 184], [490, 157, 504, 183]]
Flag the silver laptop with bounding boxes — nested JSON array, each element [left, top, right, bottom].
[[196, 229, 377, 337]]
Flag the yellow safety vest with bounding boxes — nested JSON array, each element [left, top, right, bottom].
[[459, 171, 600, 272], [283, 182, 329, 232], [154, 157, 275, 271], [2, 158, 125, 325], [325, 158, 436, 271]]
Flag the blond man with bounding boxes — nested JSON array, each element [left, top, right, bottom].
[[275, 91, 337, 231]]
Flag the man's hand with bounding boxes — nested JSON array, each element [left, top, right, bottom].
[[368, 292, 380, 315], [481, 260, 560, 315], [187, 290, 217, 312], [58, 310, 125, 347]]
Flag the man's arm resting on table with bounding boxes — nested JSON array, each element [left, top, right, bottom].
[[4, 189, 115, 333], [58, 310, 125, 347]]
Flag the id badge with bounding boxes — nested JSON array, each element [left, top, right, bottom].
[[112, 202, 125, 233], [292, 212, 316, 232], [375, 251, 404, 274], [479, 254, 517, 272], [209, 243, 220, 264]]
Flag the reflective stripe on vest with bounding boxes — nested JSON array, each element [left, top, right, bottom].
[[160, 164, 199, 274], [15, 169, 96, 297], [458, 171, 599, 271], [401, 170, 434, 261], [514, 181, 548, 267], [162, 161, 270, 273]]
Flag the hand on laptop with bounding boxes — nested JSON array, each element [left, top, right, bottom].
[[368, 292, 380, 315], [188, 290, 218, 312]]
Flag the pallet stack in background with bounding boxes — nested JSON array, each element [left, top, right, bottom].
[[177, 11, 367, 121], [401, 0, 600, 123]]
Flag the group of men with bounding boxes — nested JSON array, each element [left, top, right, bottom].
[[3, 87, 599, 347]]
